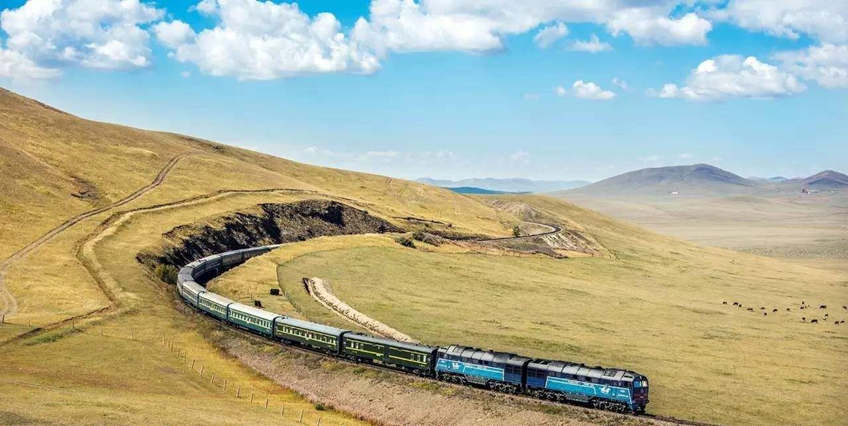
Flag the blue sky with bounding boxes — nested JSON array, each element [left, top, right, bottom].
[[1, 0, 846, 181]]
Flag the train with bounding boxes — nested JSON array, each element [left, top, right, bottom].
[[176, 245, 649, 414]]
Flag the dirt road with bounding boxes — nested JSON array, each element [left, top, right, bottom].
[[0, 153, 192, 318]]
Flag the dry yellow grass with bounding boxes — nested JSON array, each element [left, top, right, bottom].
[[2, 87, 844, 425], [0, 89, 521, 424], [212, 195, 848, 425]]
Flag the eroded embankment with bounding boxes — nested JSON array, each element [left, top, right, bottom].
[[137, 199, 402, 271], [304, 277, 417, 343]]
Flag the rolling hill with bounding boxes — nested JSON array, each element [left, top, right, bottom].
[[798, 170, 848, 189], [0, 87, 845, 425], [563, 163, 755, 197]]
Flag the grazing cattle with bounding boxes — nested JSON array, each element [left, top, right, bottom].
[[763, 312, 767, 316], [760, 307, 766, 310], [747, 307, 754, 311], [722, 301, 727, 305], [820, 305, 827, 309], [841, 320, 845, 324], [835, 321, 840, 325], [772, 308, 778, 312], [843, 305, 846, 310], [811, 319, 818, 324], [802, 317, 806, 322], [786, 308, 791, 311], [733, 302, 739, 306], [800, 306, 805, 310]]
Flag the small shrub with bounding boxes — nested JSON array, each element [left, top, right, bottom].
[[154, 264, 178, 284], [412, 231, 443, 246], [512, 225, 521, 237], [314, 403, 326, 411], [395, 236, 415, 248]]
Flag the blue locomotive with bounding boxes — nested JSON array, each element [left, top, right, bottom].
[[177, 246, 649, 414]]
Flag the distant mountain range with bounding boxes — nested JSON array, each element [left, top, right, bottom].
[[443, 187, 524, 195], [416, 177, 589, 193], [797, 170, 848, 189], [561, 164, 847, 197]]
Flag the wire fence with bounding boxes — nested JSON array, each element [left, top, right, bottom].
[[0, 317, 334, 426]]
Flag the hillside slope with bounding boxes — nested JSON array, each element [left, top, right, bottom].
[[0, 87, 513, 261], [1, 88, 844, 425], [798, 170, 848, 189], [0, 89, 527, 425]]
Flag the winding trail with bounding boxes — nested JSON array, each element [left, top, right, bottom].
[[0, 187, 329, 346], [476, 222, 562, 242], [304, 277, 417, 342], [0, 153, 192, 318]]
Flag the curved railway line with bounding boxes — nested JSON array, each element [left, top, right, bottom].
[[179, 245, 707, 426], [1, 162, 706, 423]]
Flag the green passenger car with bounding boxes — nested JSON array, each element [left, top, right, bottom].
[[198, 292, 232, 320], [274, 317, 346, 352], [342, 333, 436, 373], [227, 302, 281, 336]]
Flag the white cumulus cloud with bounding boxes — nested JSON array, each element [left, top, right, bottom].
[[654, 55, 806, 101], [0, 47, 60, 80], [607, 11, 711, 46], [710, 0, 848, 44], [0, 0, 163, 70], [774, 44, 848, 88], [155, 0, 379, 80], [533, 22, 568, 48], [153, 20, 195, 49], [572, 80, 616, 100], [569, 34, 612, 53]]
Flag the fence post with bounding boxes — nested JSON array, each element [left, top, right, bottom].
[[131, 328, 134, 340], [316, 417, 321, 426], [237, 386, 241, 398], [280, 404, 284, 417], [223, 379, 227, 392], [265, 397, 269, 409], [210, 373, 215, 384], [200, 365, 204, 376], [191, 359, 195, 370], [250, 392, 255, 404], [299, 409, 303, 423]]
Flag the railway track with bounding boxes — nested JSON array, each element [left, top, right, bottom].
[[3, 172, 708, 424], [185, 246, 711, 426], [192, 290, 708, 426]]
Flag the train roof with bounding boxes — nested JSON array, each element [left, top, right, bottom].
[[344, 333, 435, 353], [228, 302, 282, 322], [198, 291, 234, 306], [180, 280, 206, 294], [527, 358, 640, 382], [278, 317, 348, 337], [441, 344, 531, 367]]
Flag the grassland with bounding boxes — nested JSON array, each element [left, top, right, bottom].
[[212, 195, 848, 425], [0, 88, 522, 424], [3, 86, 845, 425], [560, 192, 848, 265]]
